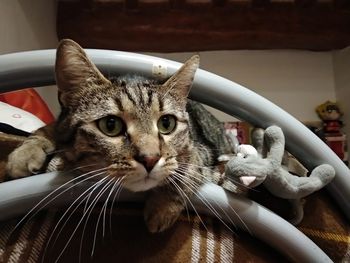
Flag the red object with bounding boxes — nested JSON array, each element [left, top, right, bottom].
[[224, 121, 251, 144], [325, 134, 348, 162], [323, 120, 342, 133], [0, 89, 55, 124]]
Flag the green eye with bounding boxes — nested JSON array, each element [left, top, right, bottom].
[[98, 116, 124, 137], [157, 115, 177, 135]]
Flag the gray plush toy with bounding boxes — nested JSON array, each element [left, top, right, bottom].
[[224, 125, 335, 224]]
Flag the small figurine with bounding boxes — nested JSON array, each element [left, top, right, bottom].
[[316, 101, 347, 163], [316, 101, 343, 135]]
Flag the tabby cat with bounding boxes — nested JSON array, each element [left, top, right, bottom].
[[6, 39, 237, 233]]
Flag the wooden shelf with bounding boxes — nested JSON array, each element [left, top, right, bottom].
[[57, 0, 350, 52]]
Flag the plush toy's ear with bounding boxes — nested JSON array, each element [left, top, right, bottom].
[[55, 39, 110, 106], [161, 55, 199, 106]]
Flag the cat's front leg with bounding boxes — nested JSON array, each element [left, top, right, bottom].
[[144, 187, 185, 233], [6, 123, 56, 178]]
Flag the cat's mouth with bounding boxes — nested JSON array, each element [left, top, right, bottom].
[[122, 164, 168, 192], [108, 158, 172, 192]]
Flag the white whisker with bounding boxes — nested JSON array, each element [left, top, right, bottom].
[[177, 162, 218, 176], [178, 162, 256, 191], [171, 171, 234, 232], [90, 178, 118, 257], [42, 175, 109, 263], [55, 177, 114, 263], [78, 177, 113, 263], [167, 176, 190, 222], [176, 168, 246, 229], [102, 178, 122, 238], [13, 167, 109, 234], [175, 167, 251, 234], [109, 177, 125, 236], [167, 175, 208, 231]]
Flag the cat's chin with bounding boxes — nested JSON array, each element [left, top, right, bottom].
[[123, 177, 160, 192]]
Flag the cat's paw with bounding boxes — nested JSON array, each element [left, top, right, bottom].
[[6, 137, 54, 178], [144, 206, 180, 233], [144, 195, 184, 233]]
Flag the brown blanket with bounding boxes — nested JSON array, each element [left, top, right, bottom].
[[0, 133, 349, 262]]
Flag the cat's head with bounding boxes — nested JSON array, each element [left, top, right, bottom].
[[55, 39, 199, 192]]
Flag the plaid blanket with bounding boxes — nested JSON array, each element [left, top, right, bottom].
[[0, 133, 349, 262]]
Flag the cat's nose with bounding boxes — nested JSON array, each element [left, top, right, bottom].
[[135, 154, 160, 172]]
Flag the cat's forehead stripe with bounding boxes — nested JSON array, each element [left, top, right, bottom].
[[123, 87, 138, 105], [138, 85, 146, 107], [147, 89, 153, 107], [114, 96, 124, 112], [157, 94, 164, 112], [116, 84, 161, 115]]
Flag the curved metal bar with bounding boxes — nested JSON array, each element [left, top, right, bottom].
[[0, 49, 349, 220], [0, 172, 332, 263]]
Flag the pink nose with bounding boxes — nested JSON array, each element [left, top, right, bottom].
[[135, 154, 160, 172]]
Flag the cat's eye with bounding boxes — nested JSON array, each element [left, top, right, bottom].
[[157, 115, 177, 135], [97, 116, 125, 137]]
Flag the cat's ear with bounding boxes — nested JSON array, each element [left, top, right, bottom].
[[162, 55, 199, 102], [55, 39, 110, 105]]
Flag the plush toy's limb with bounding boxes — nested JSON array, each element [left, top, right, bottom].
[[253, 126, 308, 176], [288, 198, 305, 225], [264, 164, 335, 199], [264, 126, 285, 164], [251, 127, 265, 156], [225, 129, 240, 154]]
